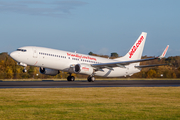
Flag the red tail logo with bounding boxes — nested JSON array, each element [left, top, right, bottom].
[[129, 36, 144, 58]]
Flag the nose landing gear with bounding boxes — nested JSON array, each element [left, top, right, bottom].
[[17, 62, 27, 73], [23, 67, 27, 73], [23, 69, 27, 73]]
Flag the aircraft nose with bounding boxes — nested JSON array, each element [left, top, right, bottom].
[[10, 51, 17, 59]]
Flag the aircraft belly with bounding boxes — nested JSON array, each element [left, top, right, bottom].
[[95, 68, 127, 77]]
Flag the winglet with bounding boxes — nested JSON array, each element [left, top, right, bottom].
[[159, 45, 169, 59]]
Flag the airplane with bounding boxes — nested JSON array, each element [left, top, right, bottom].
[[10, 32, 169, 82]]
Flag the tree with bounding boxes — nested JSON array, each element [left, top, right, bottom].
[[172, 73, 177, 78], [111, 52, 119, 58], [146, 69, 157, 78], [88, 52, 93, 55], [6, 66, 13, 79]]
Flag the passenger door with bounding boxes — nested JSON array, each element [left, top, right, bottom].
[[33, 48, 38, 58]]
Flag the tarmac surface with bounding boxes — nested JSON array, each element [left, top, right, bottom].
[[0, 80, 180, 88]]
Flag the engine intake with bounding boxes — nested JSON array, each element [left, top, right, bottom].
[[74, 64, 80, 73]]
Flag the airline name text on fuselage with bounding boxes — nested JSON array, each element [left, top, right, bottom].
[[67, 53, 97, 61]]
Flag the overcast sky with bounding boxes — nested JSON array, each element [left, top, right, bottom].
[[0, 0, 179, 57]]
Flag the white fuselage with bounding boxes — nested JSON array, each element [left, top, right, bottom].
[[10, 46, 140, 77]]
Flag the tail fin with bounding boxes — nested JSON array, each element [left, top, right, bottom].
[[115, 32, 147, 61]]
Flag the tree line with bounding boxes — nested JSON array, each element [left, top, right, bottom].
[[0, 52, 179, 79]]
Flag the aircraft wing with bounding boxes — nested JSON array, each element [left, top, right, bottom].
[[91, 45, 169, 70]]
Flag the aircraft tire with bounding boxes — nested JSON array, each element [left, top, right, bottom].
[[71, 76, 75, 81], [23, 69, 27, 73], [67, 76, 75, 81], [87, 76, 95, 82]]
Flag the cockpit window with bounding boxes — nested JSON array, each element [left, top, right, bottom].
[[17, 49, 27, 52]]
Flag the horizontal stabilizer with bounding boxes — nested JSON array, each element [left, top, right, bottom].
[[135, 63, 170, 68]]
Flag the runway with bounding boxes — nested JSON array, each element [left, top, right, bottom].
[[0, 80, 180, 88]]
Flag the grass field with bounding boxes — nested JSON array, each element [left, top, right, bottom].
[[0, 87, 180, 120]]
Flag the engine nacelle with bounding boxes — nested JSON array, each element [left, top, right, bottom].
[[39, 67, 59, 76], [74, 64, 94, 75]]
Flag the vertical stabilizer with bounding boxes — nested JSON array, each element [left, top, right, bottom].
[[115, 32, 147, 61]]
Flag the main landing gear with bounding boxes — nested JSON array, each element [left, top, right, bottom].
[[67, 73, 95, 82], [67, 74, 75, 81], [87, 76, 95, 82]]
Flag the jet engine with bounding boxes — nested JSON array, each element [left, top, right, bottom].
[[39, 67, 59, 76], [74, 64, 94, 75]]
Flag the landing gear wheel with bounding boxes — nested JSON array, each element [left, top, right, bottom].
[[87, 76, 95, 82], [23, 69, 27, 73], [67, 76, 75, 81]]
